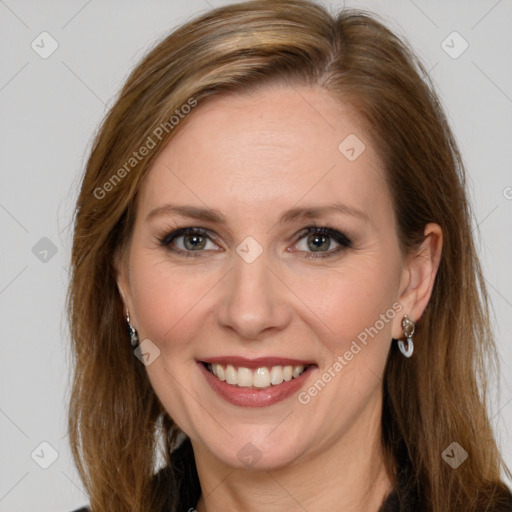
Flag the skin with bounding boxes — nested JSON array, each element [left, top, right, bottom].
[[116, 84, 442, 512]]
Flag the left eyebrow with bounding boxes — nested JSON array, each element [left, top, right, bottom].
[[146, 201, 370, 224], [278, 202, 370, 224]]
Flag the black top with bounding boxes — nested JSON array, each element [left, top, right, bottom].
[[71, 437, 512, 511]]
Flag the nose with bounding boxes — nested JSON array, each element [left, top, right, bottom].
[[216, 250, 292, 341]]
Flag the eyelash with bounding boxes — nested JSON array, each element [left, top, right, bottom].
[[157, 225, 352, 260]]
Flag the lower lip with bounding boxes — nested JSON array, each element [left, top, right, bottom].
[[198, 362, 316, 407]]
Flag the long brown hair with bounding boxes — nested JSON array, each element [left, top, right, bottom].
[[67, 1, 511, 511]]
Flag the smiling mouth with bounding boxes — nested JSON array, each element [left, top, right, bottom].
[[202, 362, 311, 389]]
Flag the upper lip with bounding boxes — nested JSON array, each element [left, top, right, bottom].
[[199, 356, 316, 369]]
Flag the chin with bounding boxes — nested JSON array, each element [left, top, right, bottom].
[[196, 425, 312, 471]]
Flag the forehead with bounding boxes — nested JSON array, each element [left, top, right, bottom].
[[137, 84, 389, 224]]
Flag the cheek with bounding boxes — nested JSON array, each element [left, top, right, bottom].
[[304, 264, 398, 337], [290, 262, 401, 424], [130, 253, 192, 339], [129, 249, 225, 356], [128, 255, 218, 430]]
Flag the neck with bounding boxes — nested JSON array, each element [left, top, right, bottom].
[[192, 394, 394, 512]]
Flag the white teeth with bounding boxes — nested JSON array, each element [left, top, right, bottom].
[[283, 366, 293, 381], [216, 364, 225, 381], [237, 367, 253, 387], [270, 366, 283, 385], [292, 366, 303, 378], [225, 364, 237, 385], [207, 363, 307, 388], [253, 367, 270, 388]]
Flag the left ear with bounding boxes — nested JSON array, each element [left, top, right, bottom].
[[392, 223, 443, 338]]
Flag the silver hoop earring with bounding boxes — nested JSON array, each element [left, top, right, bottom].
[[397, 315, 415, 358], [126, 310, 139, 347]]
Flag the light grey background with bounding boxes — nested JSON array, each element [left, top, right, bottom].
[[1, 1, 511, 510]]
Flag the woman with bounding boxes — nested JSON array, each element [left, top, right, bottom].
[[67, 1, 512, 511]]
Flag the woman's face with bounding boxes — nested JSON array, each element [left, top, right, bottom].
[[117, 84, 415, 470]]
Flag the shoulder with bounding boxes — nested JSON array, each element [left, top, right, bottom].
[[152, 436, 201, 510], [380, 487, 512, 512], [378, 459, 512, 512], [69, 438, 198, 512]]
